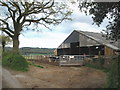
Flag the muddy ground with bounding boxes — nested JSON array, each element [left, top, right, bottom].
[[8, 62, 107, 88]]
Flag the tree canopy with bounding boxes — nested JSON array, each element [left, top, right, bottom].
[[78, 1, 120, 41], [0, 0, 72, 53]]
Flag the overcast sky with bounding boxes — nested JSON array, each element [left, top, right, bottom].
[[5, 1, 108, 48]]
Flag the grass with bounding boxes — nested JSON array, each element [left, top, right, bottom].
[[85, 64, 110, 73], [2, 52, 28, 72], [85, 64, 110, 88], [86, 56, 120, 88], [28, 62, 44, 68]]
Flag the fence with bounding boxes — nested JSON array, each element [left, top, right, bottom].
[[23, 55, 47, 60], [59, 55, 86, 66], [23, 55, 59, 66], [84, 55, 118, 69], [23, 55, 87, 66]]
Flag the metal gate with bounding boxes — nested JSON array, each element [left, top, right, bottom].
[[59, 55, 85, 66]]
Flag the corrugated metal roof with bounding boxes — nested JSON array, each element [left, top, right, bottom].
[[76, 30, 120, 51]]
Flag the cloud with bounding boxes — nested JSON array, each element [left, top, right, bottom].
[[51, 3, 108, 34], [72, 22, 102, 32], [19, 32, 69, 48]]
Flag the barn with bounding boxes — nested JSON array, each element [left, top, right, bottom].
[[55, 30, 120, 56]]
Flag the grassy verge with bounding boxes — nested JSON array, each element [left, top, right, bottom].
[[85, 64, 110, 88], [85, 64, 110, 73]]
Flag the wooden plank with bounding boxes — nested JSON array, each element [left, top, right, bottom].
[[104, 46, 114, 56]]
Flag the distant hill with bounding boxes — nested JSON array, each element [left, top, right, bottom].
[[5, 47, 55, 55]]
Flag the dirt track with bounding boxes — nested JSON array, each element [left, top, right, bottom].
[[9, 63, 107, 88]]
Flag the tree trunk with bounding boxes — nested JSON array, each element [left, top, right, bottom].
[[12, 35, 19, 54], [2, 40, 6, 52], [12, 22, 21, 54], [2, 43, 5, 52]]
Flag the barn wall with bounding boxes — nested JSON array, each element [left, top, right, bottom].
[[79, 34, 100, 46], [58, 43, 70, 49], [57, 48, 70, 55], [64, 31, 79, 43], [54, 49, 57, 56], [58, 31, 79, 49], [104, 46, 114, 56]]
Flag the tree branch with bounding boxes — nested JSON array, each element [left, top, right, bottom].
[[0, 28, 13, 38], [0, 1, 16, 22], [25, 18, 44, 23], [0, 19, 14, 34], [11, 2, 23, 22]]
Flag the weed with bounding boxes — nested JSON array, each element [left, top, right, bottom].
[[28, 62, 44, 68]]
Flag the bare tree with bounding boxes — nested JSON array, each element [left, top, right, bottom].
[[0, 0, 72, 53]]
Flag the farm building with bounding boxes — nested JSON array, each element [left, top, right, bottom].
[[55, 30, 120, 56]]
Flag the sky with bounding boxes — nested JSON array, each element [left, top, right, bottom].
[[3, 1, 109, 48]]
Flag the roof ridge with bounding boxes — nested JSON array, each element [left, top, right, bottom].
[[74, 30, 119, 51], [75, 30, 101, 34]]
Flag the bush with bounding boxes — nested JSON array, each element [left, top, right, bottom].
[[105, 55, 120, 88], [2, 52, 28, 71]]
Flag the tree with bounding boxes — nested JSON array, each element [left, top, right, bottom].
[[78, 1, 120, 88], [78, 1, 120, 41], [0, 35, 12, 52], [0, 0, 72, 53]]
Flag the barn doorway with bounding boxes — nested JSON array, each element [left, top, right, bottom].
[[70, 42, 79, 55]]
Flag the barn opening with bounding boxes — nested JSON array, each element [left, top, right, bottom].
[[57, 45, 104, 56]]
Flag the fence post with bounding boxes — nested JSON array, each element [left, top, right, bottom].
[[59, 56, 61, 66]]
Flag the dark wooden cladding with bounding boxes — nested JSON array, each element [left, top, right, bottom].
[[89, 45, 104, 55], [57, 48, 70, 55], [70, 42, 79, 55]]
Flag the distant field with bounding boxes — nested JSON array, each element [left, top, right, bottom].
[[5, 47, 55, 55]]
